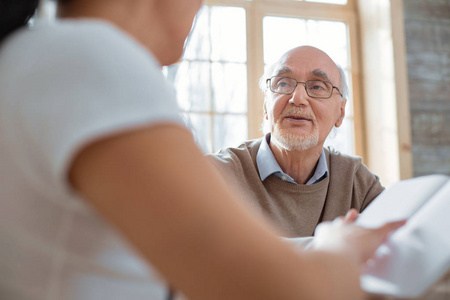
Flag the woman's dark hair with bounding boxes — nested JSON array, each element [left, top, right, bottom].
[[0, 0, 40, 43]]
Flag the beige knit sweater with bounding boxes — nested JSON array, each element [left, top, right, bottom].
[[208, 138, 384, 237]]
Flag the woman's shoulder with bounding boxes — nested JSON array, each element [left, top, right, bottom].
[[0, 19, 169, 101], [10, 20, 140, 47], [1, 20, 159, 76], [0, 19, 181, 134]]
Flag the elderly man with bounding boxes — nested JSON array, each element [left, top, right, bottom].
[[208, 46, 383, 237]]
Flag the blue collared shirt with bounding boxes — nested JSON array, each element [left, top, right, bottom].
[[256, 134, 328, 185]]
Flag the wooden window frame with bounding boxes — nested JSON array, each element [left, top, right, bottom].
[[357, 0, 413, 186]]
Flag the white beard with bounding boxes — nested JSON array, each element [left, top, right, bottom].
[[271, 123, 319, 151]]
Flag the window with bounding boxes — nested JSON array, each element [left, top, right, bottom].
[[167, 0, 363, 155], [36, 0, 57, 20], [164, 6, 248, 152], [39, 0, 413, 184]]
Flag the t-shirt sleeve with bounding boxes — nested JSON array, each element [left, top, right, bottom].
[[7, 22, 186, 194]]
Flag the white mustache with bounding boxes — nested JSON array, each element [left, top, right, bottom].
[[280, 108, 316, 123]]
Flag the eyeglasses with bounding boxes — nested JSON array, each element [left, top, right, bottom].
[[266, 76, 343, 99]]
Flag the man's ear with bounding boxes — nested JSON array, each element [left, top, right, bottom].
[[335, 98, 347, 127]]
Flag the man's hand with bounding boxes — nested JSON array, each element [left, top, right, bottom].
[[311, 209, 406, 266]]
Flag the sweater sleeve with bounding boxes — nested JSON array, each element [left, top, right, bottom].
[[207, 150, 248, 190], [355, 163, 385, 211], [206, 142, 268, 215], [325, 147, 384, 214]]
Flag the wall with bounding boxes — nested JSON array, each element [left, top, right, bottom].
[[404, 0, 450, 176]]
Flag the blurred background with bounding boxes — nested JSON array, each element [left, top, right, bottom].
[[40, 0, 450, 187]]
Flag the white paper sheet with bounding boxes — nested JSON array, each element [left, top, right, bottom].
[[356, 175, 450, 298]]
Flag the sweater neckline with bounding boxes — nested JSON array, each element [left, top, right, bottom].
[[263, 174, 329, 192]]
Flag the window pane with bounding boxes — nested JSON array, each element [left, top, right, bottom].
[[183, 6, 210, 61], [263, 17, 307, 64], [185, 113, 212, 153], [212, 62, 247, 113], [306, 20, 348, 67], [39, 0, 57, 20], [324, 116, 354, 154], [213, 115, 248, 151], [167, 4, 249, 153], [184, 5, 247, 62], [343, 69, 354, 117], [211, 6, 247, 62], [166, 61, 211, 112]]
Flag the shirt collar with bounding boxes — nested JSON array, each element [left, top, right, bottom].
[[256, 133, 328, 185]]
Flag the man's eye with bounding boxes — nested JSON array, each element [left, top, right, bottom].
[[277, 79, 293, 88], [310, 81, 327, 90]]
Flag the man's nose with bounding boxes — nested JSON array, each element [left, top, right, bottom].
[[289, 83, 309, 106]]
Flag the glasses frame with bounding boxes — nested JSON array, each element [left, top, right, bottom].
[[266, 76, 343, 99]]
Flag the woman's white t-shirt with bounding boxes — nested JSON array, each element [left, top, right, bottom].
[[0, 20, 185, 300]]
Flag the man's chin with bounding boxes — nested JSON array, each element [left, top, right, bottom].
[[272, 128, 319, 151]]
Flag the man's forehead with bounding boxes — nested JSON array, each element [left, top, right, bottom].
[[272, 46, 340, 81], [273, 65, 332, 82]]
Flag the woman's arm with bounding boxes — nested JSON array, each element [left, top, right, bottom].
[[69, 124, 398, 300]]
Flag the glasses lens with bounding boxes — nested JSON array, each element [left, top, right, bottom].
[[271, 77, 296, 94], [306, 80, 332, 98]]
